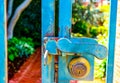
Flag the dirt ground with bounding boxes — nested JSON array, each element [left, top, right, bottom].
[[9, 48, 41, 83]]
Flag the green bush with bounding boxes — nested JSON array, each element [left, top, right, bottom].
[[72, 21, 88, 35], [11, 0, 41, 47], [72, 3, 106, 38], [72, 2, 109, 79], [8, 37, 35, 61]]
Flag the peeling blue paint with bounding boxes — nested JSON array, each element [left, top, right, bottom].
[[57, 38, 107, 59], [46, 40, 57, 55], [42, 0, 55, 83], [59, 0, 72, 37], [45, 38, 107, 59]]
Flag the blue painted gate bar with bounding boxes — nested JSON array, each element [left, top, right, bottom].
[[58, 0, 72, 82], [106, 0, 118, 83], [0, 0, 7, 83], [58, 0, 72, 38], [42, 0, 55, 83]]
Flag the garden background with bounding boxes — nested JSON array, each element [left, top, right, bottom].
[[7, 0, 120, 83]]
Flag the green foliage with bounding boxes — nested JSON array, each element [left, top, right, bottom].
[[90, 26, 108, 37], [72, 3, 106, 38], [97, 33, 108, 47], [94, 58, 107, 78], [8, 37, 35, 61], [72, 3, 110, 79], [72, 3, 97, 25], [12, 0, 41, 47], [72, 21, 88, 35]]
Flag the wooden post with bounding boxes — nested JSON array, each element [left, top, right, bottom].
[[0, 0, 7, 83]]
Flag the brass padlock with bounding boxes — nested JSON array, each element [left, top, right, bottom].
[[68, 57, 90, 79]]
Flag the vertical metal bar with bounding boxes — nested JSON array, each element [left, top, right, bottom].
[[41, 0, 55, 83], [58, 0, 72, 38], [58, 0, 72, 83], [106, 0, 118, 83], [0, 0, 7, 83]]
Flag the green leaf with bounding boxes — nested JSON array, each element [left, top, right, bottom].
[[14, 52, 19, 57], [9, 55, 15, 61]]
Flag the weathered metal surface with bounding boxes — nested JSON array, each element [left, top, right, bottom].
[[42, 0, 55, 38], [44, 37, 98, 54], [44, 37, 106, 81], [58, 0, 72, 37], [42, 0, 111, 82], [45, 40, 57, 55], [44, 37, 98, 44], [58, 54, 94, 81], [106, 0, 118, 83], [42, 0, 55, 83], [0, 0, 6, 82], [45, 38, 107, 59], [58, 0, 72, 82], [57, 38, 107, 59]]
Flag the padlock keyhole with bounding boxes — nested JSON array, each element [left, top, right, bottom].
[[68, 57, 90, 79]]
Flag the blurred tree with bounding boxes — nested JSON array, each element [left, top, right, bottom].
[[72, 2, 105, 37], [13, 0, 41, 47], [7, 0, 32, 40]]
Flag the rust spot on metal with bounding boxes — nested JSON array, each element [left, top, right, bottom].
[[45, 24, 55, 37], [54, 56, 58, 83], [45, 33, 55, 37], [66, 55, 69, 64], [54, 37, 59, 41], [47, 54, 52, 65]]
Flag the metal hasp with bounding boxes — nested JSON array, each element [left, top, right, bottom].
[[42, 0, 118, 83], [0, 0, 7, 83], [44, 37, 107, 81]]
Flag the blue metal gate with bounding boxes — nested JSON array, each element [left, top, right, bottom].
[[0, 0, 118, 83], [42, 0, 118, 83]]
